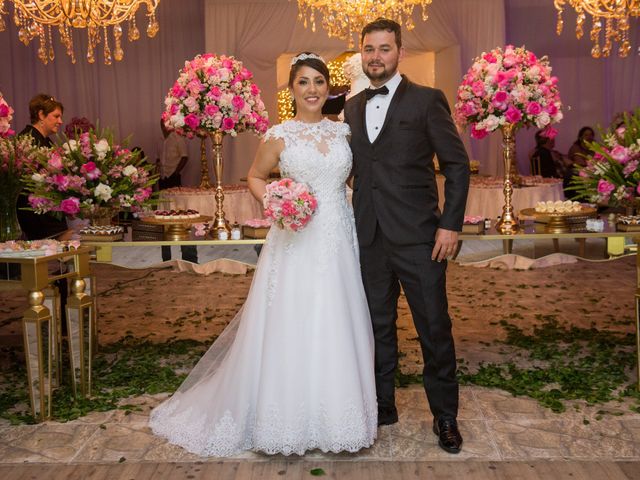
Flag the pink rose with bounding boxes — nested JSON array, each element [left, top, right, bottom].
[[250, 84, 260, 96], [471, 81, 485, 97], [241, 67, 253, 80], [231, 95, 245, 110], [597, 179, 615, 196], [171, 83, 187, 98], [505, 105, 522, 123], [222, 117, 235, 131], [610, 145, 629, 164], [48, 151, 64, 170], [461, 102, 477, 116], [470, 125, 489, 139], [204, 104, 219, 116], [491, 91, 509, 110], [59, 197, 81, 215], [483, 52, 497, 63], [525, 102, 542, 115], [184, 113, 200, 130], [80, 161, 101, 180], [540, 126, 558, 139]]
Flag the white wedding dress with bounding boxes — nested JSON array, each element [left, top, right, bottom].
[[149, 118, 377, 457]]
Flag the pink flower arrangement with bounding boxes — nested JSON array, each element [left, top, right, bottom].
[[24, 128, 158, 218], [163, 54, 269, 139], [0, 92, 14, 138], [263, 178, 318, 232], [570, 108, 640, 206], [455, 45, 563, 139]]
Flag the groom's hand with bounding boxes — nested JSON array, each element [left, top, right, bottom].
[[432, 228, 459, 262]]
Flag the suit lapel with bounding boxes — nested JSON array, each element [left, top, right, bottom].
[[373, 76, 408, 145]]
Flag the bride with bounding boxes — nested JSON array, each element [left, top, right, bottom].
[[149, 52, 377, 456]]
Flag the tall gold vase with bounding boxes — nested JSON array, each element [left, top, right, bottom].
[[199, 136, 211, 189], [495, 123, 520, 234], [211, 131, 230, 233]]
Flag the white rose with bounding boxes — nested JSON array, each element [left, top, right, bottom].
[[63, 139, 78, 153], [170, 113, 185, 128], [535, 112, 551, 128], [122, 165, 137, 177], [94, 183, 113, 202], [31, 173, 44, 183], [94, 139, 110, 159], [484, 114, 501, 131]]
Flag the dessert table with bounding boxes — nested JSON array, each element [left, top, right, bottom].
[[158, 185, 263, 224], [437, 175, 565, 220], [0, 246, 95, 421]]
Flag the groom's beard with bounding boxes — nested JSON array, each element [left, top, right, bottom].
[[364, 59, 399, 83]]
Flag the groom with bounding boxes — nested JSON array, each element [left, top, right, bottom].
[[343, 18, 470, 454]]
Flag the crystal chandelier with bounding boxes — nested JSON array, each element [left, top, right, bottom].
[[294, 0, 432, 49], [554, 0, 640, 57], [0, 0, 160, 65]]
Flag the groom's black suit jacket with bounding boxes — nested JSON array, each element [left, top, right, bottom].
[[344, 76, 470, 246]]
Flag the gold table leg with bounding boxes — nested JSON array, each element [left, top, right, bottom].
[[43, 285, 62, 387], [66, 278, 95, 397], [23, 288, 54, 421]]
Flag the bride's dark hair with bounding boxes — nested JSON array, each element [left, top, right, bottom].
[[288, 52, 331, 88]]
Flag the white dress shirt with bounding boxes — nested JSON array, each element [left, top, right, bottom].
[[365, 71, 403, 143]]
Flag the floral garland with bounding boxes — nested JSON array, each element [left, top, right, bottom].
[[569, 109, 640, 207], [455, 45, 563, 139], [24, 129, 157, 218], [162, 53, 269, 138]]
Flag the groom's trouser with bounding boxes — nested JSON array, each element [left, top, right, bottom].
[[360, 226, 459, 420]]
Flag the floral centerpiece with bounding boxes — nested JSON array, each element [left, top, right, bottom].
[[162, 53, 269, 138], [454, 45, 563, 139], [0, 132, 47, 241], [569, 108, 640, 207], [454, 45, 563, 233], [24, 128, 157, 222], [0, 92, 14, 138]]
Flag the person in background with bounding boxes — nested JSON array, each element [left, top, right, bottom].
[[156, 120, 197, 263], [158, 119, 188, 189], [530, 130, 566, 178], [567, 126, 595, 168], [17, 94, 71, 240]]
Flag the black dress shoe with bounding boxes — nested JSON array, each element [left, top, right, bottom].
[[433, 417, 463, 453], [377, 406, 398, 426]]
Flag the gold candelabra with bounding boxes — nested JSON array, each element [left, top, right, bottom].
[[495, 124, 520, 235], [554, 0, 640, 57], [211, 131, 230, 234], [294, 0, 432, 48], [0, 0, 160, 64]]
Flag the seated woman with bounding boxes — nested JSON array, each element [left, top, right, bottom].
[[567, 126, 595, 168], [529, 130, 566, 178]]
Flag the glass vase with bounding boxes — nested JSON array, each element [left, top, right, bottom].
[[0, 181, 22, 242]]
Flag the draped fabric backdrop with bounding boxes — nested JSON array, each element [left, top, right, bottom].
[[1, 0, 638, 184]]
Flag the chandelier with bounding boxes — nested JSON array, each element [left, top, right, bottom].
[[554, 0, 640, 57], [294, 0, 432, 49], [0, 0, 160, 65]]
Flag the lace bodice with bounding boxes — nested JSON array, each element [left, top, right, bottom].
[[264, 119, 352, 207]]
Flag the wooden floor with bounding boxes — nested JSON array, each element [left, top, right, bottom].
[[1, 461, 639, 480]]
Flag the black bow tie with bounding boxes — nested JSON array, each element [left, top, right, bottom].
[[365, 85, 389, 100]]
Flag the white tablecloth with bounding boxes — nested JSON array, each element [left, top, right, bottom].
[[437, 176, 565, 220], [159, 185, 263, 224]]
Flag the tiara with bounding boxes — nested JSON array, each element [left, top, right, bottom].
[[290, 53, 325, 66]]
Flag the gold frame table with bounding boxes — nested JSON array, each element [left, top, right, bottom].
[[0, 246, 94, 421]]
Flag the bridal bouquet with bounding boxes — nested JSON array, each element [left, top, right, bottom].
[[263, 178, 318, 232], [0, 92, 14, 138], [454, 45, 563, 139], [163, 53, 269, 138], [24, 128, 157, 219], [569, 108, 640, 206]]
